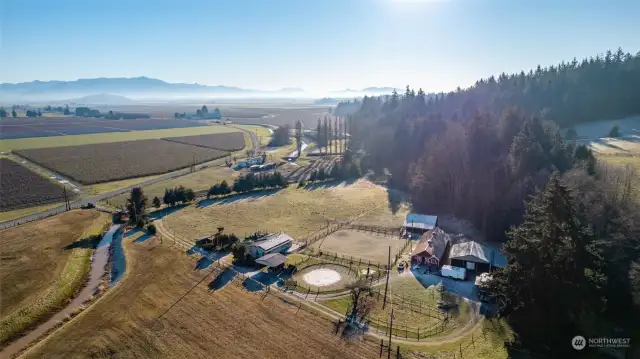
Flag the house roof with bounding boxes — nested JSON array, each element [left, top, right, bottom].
[[403, 213, 438, 231], [250, 232, 293, 252], [411, 228, 451, 260], [449, 241, 507, 268], [255, 253, 287, 267]]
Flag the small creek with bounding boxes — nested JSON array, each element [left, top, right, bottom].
[[1, 224, 125, 358]]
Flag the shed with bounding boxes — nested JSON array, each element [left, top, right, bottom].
[[255, 253, 287, 268], [449, 241, 506, 273], [410, 228, 451, 268], [246, 232, 294, 258], [403, 213, 438, 238]]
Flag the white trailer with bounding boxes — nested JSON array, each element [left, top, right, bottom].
[[440, 265, 466, 280]]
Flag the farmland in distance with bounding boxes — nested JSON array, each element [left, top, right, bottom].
[[15, 140, 230, 185], [163, 132, 245, 151], [0, 158, 71, 211], [0, 118, 207, 140]]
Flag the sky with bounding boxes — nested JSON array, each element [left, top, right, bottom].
[[1, 0, 639, 93]]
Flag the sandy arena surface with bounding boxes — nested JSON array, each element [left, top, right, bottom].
[[303, 268, 341, 286]]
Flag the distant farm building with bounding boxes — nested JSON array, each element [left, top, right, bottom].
[[237, 156, 265, 168], [403, 213, 438, 238], [449, 240, 507, 273], [246, 232, 293, 258], [410, 228, 451, 268]]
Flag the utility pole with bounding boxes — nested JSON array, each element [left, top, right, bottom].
[[387, 308, 394, 359], [383, 245, 391, 309], [62, 186, 69, 211]]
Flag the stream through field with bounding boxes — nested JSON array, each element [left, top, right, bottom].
[[0, 224, 125, 358]]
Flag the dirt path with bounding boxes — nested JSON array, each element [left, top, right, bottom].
[[1, 225, 123, 359]]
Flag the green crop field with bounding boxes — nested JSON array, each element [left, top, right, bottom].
[[0, 125, 240, 152]]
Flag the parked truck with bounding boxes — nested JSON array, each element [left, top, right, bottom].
[[440, 265, 466, 280]]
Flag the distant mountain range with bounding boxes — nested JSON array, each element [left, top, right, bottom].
[[67, 93, 137, 105], [0, 77, 397, 102]]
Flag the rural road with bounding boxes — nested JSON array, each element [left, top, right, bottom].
[[0, 126, 260, 230]]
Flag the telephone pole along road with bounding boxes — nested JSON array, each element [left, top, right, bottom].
[[0, 126, 260, 229]]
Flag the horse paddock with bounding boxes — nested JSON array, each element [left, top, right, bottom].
[[312, 229, 407, 264]]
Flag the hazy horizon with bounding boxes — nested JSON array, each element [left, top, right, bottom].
[[2, 0, 640, 94]]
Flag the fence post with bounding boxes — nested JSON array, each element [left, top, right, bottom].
[[459, 343, 463, 358], [379, 339, 383, 357], [417, 327, 419, 341]]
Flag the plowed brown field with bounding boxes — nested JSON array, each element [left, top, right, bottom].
[[163, 132, 245, 151], [0, 158, 69, 211], [15, 140, 229, 184]]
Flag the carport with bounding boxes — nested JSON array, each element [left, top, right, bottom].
[[255, 253, 287, 271]]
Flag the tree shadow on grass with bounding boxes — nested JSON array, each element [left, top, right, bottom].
[[64, 235, 101, 250], [243, 278, 265, 292], [591, 138, 628, 152], [302, 178, 359, 191], [208, 268, 237, 291], [197, 188, 282, 208], [194, 257, 214, 270], [251, 271, 280, 286], [386, 187, 409, 215], [134, 233, 153, 243], [125, 228, 143, 238], [149, 204, 188, 220]]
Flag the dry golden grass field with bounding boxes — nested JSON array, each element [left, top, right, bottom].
[[0, 210, 105, 318], [22, 235, 379, 359], [163, 179, 391, 241], [0, 210, 110, 344]]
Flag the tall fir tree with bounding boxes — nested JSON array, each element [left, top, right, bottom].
[[490, 174, 604, 355]]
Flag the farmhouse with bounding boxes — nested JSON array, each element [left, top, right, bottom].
[[246, 232, 293, 258], [449, 240, 507, 273], [410, 228, 451, 268], [403, 213, 438, 238]]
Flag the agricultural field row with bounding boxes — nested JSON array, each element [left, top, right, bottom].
[[15, 139, 230, 185], [163, 131, 245, 151], [0, 158, 71, 212], [0, 118, 207, 140], [0, 124, 240, 152]]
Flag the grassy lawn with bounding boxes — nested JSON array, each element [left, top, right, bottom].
[[0, 125, 241, 152], [85, 173, 167, 196], [0, 211, 110, 344], [103, 166, 238, 208], [384, 274, 443, 304], [163, 179, 390, 241], [598, 154, 640, 169], [0, 202, 65, 222], [322, 274, 473, 340], [230, 124, 273, 144], [21, 234, 380, 359], [400, 318, 514, 359]]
